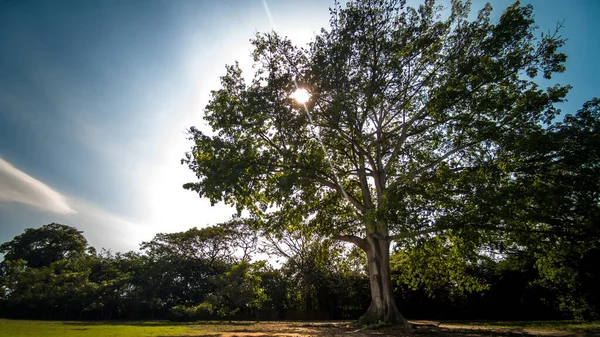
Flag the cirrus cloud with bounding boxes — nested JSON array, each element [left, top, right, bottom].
[[0, 156, 76, 214]]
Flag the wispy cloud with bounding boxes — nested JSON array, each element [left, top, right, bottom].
[[0, 156, 152, 252], [0, 156, 76, 214]]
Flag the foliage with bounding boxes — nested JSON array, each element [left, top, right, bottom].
[[168, 302, 213, 321], [181, 0, 572, 324], [391, 234, 487, 298], [206, 261, 266, 318], [1, 213, 599, 321], [0, 223, 267, 320], [263, 228, 371, 314], [0, 223, 88, 268]]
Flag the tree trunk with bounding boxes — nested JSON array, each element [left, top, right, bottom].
[[360, 235, 410, 328]]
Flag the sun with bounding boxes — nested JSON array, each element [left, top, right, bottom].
[[292, 88, 310, 104]]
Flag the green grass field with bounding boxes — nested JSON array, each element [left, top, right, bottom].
[[1, 319, 599, 336], [0, 319, 237, 337]]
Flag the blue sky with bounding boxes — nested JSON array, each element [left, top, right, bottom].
[[0, 0, 598, 253]]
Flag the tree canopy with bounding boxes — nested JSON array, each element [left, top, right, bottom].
[[0, 223, 88, 268], [181, 0, 582, 325]]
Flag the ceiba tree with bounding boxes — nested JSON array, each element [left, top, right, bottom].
[[183, 0, 568, 325]]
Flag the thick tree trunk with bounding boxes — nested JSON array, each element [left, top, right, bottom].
[[333, 228, 410, 327], [360, 235, 410, 328]]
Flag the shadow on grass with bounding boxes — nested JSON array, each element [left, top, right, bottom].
[[157, 335, 319, 337], [442, 320, 574, 326], [439, 320, 600, 332], [415, 323, 600, 336], [155, 335, 220, 337], [416, 325, 528, 336]]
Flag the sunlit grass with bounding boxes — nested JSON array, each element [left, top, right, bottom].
[[0, 319, 255, 337]]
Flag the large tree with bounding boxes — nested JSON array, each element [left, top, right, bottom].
[[182, 0, 569, 325]]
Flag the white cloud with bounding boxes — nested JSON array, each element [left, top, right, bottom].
[[62, 199, 149, 253], [0, 156, 154, 252], [0, 157, 76, 214]]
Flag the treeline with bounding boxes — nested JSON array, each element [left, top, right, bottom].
[[0, 222, 367, 321], [1, 222, 598, 321]]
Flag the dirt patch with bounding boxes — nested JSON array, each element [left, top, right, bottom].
[[211, 322, 330, 336], [188, 321, 599, 337]]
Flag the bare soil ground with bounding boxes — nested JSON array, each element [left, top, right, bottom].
[[191, 321, 600, 337]]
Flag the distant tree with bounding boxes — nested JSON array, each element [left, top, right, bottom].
[[205, 261, 266, 320], [85, 250, 138, 319], [0, 254, 98, 319], [0, 224, 94, 319], [218, 218, 260, 262], [0, 223, 88, 268], [264, 227, 359, 313], [256, 265, 294, 312], [138, 222, 259, 314], [139, 226, 231, 311], [183, 0, 569, 325], [141, 225, 236, 266], [265, 230, 327, 310]]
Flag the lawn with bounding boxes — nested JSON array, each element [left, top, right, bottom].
[[1, 319, 599, 336], [0, 319, 204, 337]]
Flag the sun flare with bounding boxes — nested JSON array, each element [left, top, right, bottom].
[[292, 88, 310, 104]]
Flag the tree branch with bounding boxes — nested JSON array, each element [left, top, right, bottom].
[[317, 177, 366, 214], [332, 234, 368, 251], [388, 141, 478, 191], [384, 111, 424, 172]]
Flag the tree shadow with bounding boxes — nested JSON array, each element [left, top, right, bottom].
[[156, 335, 220, 337], [413, 324, 600, 337], [415, 325, 527, 336]]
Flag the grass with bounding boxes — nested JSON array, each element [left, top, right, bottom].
[[0, 319, 251, 337]]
